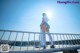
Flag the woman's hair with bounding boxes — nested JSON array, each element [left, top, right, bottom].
[[42, 13, 46, 16]]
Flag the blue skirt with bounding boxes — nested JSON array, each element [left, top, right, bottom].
[[44, 22, 50, 29]]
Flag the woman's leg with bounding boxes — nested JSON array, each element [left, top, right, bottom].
[[47, 32, 53, 45], [40, 30, 46, 46], [47, 31, 54, 48]]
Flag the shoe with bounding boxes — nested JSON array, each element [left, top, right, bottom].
[[50, 45, 54, 48], [35, 46, 39, 48], [43, 46, 46, 49]]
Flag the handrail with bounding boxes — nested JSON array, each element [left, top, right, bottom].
[[0, 29, 80, 35]]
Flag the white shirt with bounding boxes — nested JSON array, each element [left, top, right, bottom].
[[42, 16, 49, 23]]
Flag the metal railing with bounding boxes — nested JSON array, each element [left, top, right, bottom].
[[0, 29, 80, 52]]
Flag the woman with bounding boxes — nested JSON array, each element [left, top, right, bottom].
[[40, 13, 54, 49]]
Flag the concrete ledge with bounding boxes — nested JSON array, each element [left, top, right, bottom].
[[63, 49, 78, 53], [8, 46, 80, 53]]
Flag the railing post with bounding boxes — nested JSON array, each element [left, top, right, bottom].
[[33, 33, 35, 50], [71, 34, 76, 47], [66, 34, 69, 47], [74, 34, 78, 46], [56, 34, 60, 48], [20, 33, 24, 51], [27, 32, 30, 50], [52, 34, 55, 47], [77, 34, 80, 44], [62, 34, 67, 48], [39, 33, 41, 50], [59, 34, 63, 48], [69, 35, 74, 47], [0, 31, 5, 42], [7, 32, 12, 44], [12, 32, 18, 51]]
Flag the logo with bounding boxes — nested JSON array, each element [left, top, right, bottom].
[[0, 44, 9, 52]]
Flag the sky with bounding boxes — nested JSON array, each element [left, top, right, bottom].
[[0, 0, 80, 34], [0, 1, 80, 52]]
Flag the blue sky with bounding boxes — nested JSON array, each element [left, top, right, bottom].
[[0, 0, 80, 34]]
